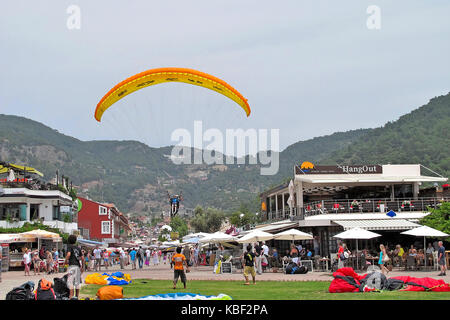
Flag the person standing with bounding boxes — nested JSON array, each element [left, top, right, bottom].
[[183, 246, 191, 267], [64, 234, 83, 300], [241, 244, 256, 285], [152, 249, 159, 265], [139, 247, 145, 269], [313, 236, 320, 257], [378, 244, 390, 275], [119, 248, 126, 269], [93, 246, 102, 272], [437, 241, 447, 276], [52, 248, 59, 263], [261, 242, 269, 268], [129, 248, 137, 270], [254, 242, 263, 275], [193, 245, 199, 267], [172, 247, 189, 289], [337, 242, 345, 269], [103, 250, 109, 270], [33, 251, 41, 275], [46, 249, 54, 274], [145, 248, 151, 267]]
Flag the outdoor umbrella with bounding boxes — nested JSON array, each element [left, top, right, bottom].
[[237, 229, 274, 243], [333, 227, 381, 270], [273, 229, 313, 242], [21, 229, 62, 251], [198, 232, 236, 244], [401, 225, 449, 267]]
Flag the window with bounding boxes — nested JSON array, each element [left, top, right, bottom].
[[99, 206, 108, 215], [101, 221, 111, 234]]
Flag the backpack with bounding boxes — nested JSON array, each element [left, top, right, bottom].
[[53, 274, 70, 299], [35, 279, 56, 300], [96, 286, 123, 300], [6, 282, 35, 300]]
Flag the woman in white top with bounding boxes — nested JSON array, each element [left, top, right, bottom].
[[23, 248, 31, 276], [152, 250, 159, 265], [145, 249, 151, 267]]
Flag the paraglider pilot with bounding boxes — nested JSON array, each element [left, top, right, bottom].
[[167, 191, 183, 217]]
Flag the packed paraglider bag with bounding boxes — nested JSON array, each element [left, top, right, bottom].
[[53, 274, 70, 299], [35, 278, 56, 300], [285, 263, 308, 274], [6, 281, 35, 300]]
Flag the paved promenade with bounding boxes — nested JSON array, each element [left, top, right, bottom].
[[1, 262, 448, 299]]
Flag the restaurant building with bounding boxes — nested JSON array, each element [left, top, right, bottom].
[[259, 163, 449, 257]]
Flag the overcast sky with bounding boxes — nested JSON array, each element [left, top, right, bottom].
[[1, 1, 449, 154]]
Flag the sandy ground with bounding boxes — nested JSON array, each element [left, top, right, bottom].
[[1, 262, 448, 299]]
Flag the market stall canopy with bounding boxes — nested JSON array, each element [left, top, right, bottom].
[[401, 225, 449, 237], [237, 230, 274, 243], [198, 232, 237, 244], [0, 233, 26, 243], [20, 229, 62, 242], [273, 229, 313, 241], [333, 227, 381, 240]]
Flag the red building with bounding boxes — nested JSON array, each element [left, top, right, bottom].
[[77, 197, 131, 245]]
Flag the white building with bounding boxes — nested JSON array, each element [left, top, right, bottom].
[[0, 187, 77, 234]]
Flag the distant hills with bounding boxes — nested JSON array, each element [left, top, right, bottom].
[[1, 91, 449, 216]]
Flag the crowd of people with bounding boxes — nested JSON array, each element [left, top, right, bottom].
[[82, 246, 171, 272], [22, 247, 64, 276], [334, 240, 447, 276]]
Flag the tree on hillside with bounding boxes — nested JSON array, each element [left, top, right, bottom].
[[169, 216, 188, 238], [420, 202, 450, 241], [229, 203, 260, 229], [189, 206, 226, 233]]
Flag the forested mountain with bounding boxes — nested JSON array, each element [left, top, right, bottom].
[[0, 91, 449, 216], [331, 93, 450, 178]]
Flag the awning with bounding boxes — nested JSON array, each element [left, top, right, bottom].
[[254, 221, 298, 233], [333, 219, 420, 231], [78, 239, 108, 247]]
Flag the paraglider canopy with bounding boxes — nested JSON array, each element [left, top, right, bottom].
[[95, 67, 251, 121]]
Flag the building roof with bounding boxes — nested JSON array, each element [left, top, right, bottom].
[[295, 164, 447, 185]]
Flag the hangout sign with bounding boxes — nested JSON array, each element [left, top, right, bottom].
[[295, 162, 382, 175]]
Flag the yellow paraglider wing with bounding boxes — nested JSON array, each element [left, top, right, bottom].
[[95, 67, 250, 121]]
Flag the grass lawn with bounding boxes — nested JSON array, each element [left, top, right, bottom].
[[80, 279, 450, 300]]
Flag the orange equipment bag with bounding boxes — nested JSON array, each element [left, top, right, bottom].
[[96, 286, 123, 300]]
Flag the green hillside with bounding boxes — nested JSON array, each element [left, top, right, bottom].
[[331, 93, 450, 178], [0, 115, 364, 214]]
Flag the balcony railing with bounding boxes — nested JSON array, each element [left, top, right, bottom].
[[265, 197, 450, 221]]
